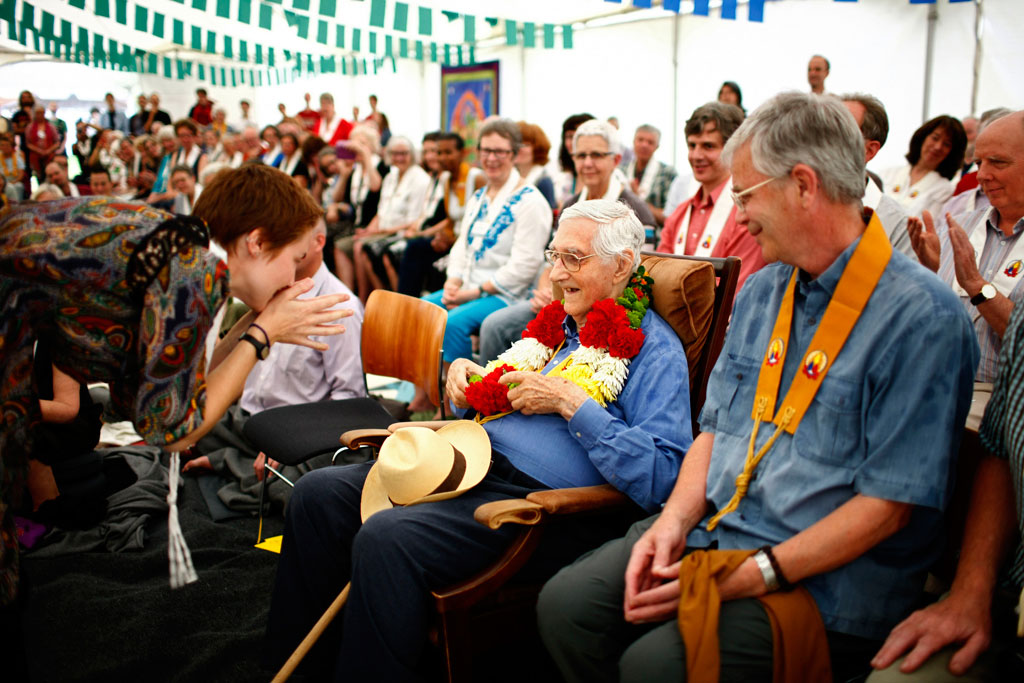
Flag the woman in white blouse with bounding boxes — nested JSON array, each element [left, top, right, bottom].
[[409, 119, 553, 412], [352, 135, 431, 301], [881, 115, 966, 219]]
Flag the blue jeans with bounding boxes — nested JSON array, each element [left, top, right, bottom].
[[422, 290, 508, 363]]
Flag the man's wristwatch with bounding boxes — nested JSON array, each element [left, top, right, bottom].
[[970, 283, 997, 306], [239, 332, 270, 360], [753, 549, 780, 592]]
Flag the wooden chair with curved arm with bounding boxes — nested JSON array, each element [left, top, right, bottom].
[[340, 253, 741, 681], [242, 289, 447, 542]]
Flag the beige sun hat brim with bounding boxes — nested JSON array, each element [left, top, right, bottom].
[[360, 420, 492, 522], [360, 464, 392, 522]]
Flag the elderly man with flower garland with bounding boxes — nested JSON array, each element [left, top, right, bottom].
[[264, 198, 693, 681], [537, 92, 980, 683]]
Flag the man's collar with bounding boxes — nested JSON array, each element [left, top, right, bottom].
[[693, 177, 729, 208], [562, 316, 580, 340], [798, 210, 875, 295], [986, 208, 1024, 238]]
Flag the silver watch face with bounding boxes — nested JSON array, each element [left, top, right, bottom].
[[981, 284, 997, 300]]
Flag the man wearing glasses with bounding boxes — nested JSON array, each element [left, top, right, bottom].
[[539, 92, 979, 682], [479, 119, 654, 363], [265, 200, 692, 680], [657, 102, 768, 291]]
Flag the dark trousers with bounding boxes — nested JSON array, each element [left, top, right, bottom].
[[264, 454, 556, 682], [539, 515, 882, 683], [397, 236, 447, 298]]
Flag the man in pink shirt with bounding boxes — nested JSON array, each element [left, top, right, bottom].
[[658, 102, 767, 290]]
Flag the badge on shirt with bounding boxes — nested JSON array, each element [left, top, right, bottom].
[[766, 338, 784, 367], [802, 350, 828, 380], [1005, 260, 1022, 278]]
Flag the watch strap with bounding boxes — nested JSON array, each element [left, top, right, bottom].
[[753, 549, 779, 592], [239, 332, 269, 360], [970, 284, 995, 306]]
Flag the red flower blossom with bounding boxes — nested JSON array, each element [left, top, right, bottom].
[[608, 326, 645, 359], [465, 364, 517, 416], [580, 298, 628, 348], [522, 300, 566, 348]]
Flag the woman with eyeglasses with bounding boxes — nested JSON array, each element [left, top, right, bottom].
[[477, 119, 657, 364], [408, 119, 553, 414]]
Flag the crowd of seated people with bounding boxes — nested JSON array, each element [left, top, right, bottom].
[[4, 61, 1024, 682]]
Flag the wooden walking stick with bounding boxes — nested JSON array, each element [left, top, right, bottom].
[[271, 582, 351, 683]]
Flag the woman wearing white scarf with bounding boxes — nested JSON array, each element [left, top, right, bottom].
[[409, 120, 553, 413]]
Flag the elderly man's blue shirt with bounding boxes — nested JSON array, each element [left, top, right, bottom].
[[693, 241, 979, 640], [463, 309, 692, 512]]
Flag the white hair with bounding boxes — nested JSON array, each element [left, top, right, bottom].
[[199, 161, 230, 186], [559, 199, 644, 270], [723, 91, 865, 205], [31, 183, 64, 200], [573, 120, 621, 156], [156, 126, 176, 141]]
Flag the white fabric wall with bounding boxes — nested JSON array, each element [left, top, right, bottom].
[[3, 0, 1023, 172]]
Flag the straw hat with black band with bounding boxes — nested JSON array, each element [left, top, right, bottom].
[[273, 420, 492, 682]]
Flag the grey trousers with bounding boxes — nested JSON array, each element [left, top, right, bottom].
[[537, 515, 775, 683], [479, 300, 535, 364]]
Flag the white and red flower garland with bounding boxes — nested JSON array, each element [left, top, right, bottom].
[[466, 267, 654, 416]]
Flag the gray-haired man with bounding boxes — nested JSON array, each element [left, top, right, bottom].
[[538, 92, 979, 682], [622, 124, 677, 227]]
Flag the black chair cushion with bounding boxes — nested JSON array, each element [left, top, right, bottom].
[[242, 398, 397, 466]]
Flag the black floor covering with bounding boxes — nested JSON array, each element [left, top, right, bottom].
[[21, 473, 284, 683]]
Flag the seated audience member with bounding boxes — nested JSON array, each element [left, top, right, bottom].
[[552, 113, 596, 208], [351, 136, 431, 301], [331, 125, 387, 290], [0, 133, 26, 201], [185, 219, 364, 506], [44, 161, 79, 198], [129, 94, 151, 137], [236, 98, 257, 132], [717, 80, 745, 114], [30, 183, 64, 201], [88, 167, 114, 197], [909, 110, 1024, 431], [170, 165, 202, 215], [260, 125, 283, 166], [316, 92, 353, 146], [840, 93, 913, 258], [479, 119, 654, 363], [171, 119, 208, 179], [515, 121, 557, 209], [408, 119, 552, 413], [621, 123, 677, 227], [273, 132, 310, 190], [211, 107, 231, 136], [881, 115, 966, 218], [147, 126, 178, 204], [71, 121, 94, 178], [397, 132, 472, 297], [869, 301, 1024, 682], [25, 105, 60, 183], [188, 88, 214, 127], [265, 199, 693, 679], [657, 102, 767, 291], [951, 107, 1012, 199], [537, 92, 979, 683]]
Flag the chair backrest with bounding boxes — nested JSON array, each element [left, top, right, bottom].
[[638, 252, 740, 432], [361, 290, 447, 406]]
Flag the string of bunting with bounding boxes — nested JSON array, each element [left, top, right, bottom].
[[59, 0, 474, 69], [0, 0, 412, 86], [603, 0, 974, 23]]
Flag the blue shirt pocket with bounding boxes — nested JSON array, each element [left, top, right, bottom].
[[793, 374, 863, 468], [715, 353, 762, 438]]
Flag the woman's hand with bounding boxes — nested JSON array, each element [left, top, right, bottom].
[[254, 279, 354, 350], [442, 287, 481, 309], [446, 358, 487, 410]]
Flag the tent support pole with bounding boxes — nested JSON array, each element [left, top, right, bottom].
[[970, 0, 984, 116], [922, 3, 938, 122], [671, 11, 680, 169]]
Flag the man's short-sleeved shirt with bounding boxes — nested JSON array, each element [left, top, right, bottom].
[[692, 236, 979, 640]]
